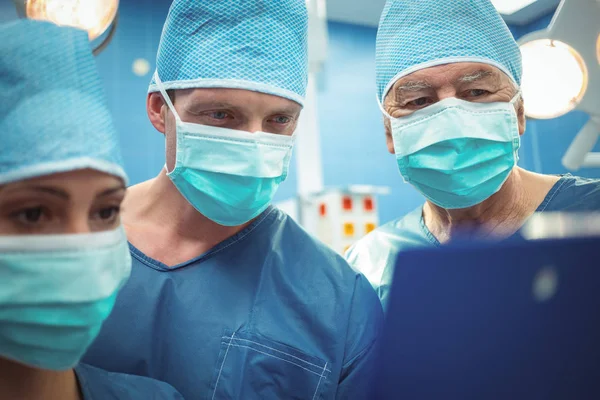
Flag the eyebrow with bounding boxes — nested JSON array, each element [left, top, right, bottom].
[[97, 185, 126, 197], [270, 106, 302, 116], [186, 103, 301, 117], [455, 70, 496, 84], [393, 80, 432, 102], [14, 186, 71, 199]]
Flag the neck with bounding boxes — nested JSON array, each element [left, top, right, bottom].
[[424, 168, 549, 243], [0, 358, 80, 400], [121, 169, 251, 266]]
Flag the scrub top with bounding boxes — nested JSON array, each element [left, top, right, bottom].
[[346, 174, 600, 308], [83, 207, 383, 400], [75, 363, 183, 399]]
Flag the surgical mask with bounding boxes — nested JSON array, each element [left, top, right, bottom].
[[154, 72, 294, 226], [384, 92, 521, 209], [0, 227, 131, 371]]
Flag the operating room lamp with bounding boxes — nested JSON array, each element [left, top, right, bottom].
[[517, 0, 600, 171], [12, 0, 118, 55]]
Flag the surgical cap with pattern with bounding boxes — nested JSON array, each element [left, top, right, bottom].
[[0, 20, 127, 185], [376, 0, 523, 103], [148, 0, 309, 106]]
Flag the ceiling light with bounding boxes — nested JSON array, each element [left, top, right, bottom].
[[25, 0, 118, 41], [596, 33, 600, 64], [490, 0, 538, 15], [520, 39, 588, 119]]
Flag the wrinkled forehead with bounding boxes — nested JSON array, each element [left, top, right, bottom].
[[383, 62, 516, 103]]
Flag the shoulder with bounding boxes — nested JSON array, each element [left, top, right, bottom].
[[268, 206, 382, 307], [75, 363, 183, 400], [268, 206, 384, 341], [345, 206, 428, 288], [268, 207, 360, 278], [543, 174, 600, 212]]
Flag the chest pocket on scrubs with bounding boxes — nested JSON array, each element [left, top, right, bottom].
[[210, 330, 331, 400]]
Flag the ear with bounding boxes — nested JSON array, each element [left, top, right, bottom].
[[516, 97, 526, 136], [147, 92, 167, 135], [384, 116, 395, 154]]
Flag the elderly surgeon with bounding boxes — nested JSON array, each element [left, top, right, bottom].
[[0, 20, 182, 399], [346, 0, 600, 307], [83, 0, 383, 398]]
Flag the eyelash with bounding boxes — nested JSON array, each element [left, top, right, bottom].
[[404, 89, 491, 107], [270, 116, 292, 124], [10, 206, 48, 225]]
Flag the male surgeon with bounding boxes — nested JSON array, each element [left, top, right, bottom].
[[346, 0, 600, 307], [84, 1, 383, 398]]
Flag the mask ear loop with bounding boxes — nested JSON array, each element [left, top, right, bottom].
[[153, 71, 182, 123], [153, 71, 182, 175], [376, 93, 394, 121], [510, 89, 522, 105], [508, 88, 522, 167]]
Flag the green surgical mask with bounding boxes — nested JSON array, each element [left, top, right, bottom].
[[384, 93, 521, 209], [0, 227, 131, 371]]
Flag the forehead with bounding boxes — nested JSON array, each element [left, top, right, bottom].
[[176, 88, 302, 113], [0, 170, 123, 192], [389, 62, 510, 92]]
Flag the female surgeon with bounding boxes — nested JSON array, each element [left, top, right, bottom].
[[0, 20, 183, 399]]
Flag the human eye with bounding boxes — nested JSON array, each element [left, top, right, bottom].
[[269, 115, 292, 125], [405, 97, 434, 109], [91, 206, 121, 225], [11, 206, 48, 226], [463, 89, 490, 98]]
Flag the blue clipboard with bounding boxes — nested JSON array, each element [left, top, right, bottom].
[[371, 236, 600, 399]]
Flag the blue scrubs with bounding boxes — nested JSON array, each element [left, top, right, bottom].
[[75, 363, 183, 399], [346, 174, 600, 308], [84, 207, 383, 399]]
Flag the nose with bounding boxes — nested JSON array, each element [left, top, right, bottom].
[[240, 119, 264, 134], [436, 86, 459, 102], [64, 216, 92, 235]]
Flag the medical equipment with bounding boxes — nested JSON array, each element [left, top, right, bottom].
[[12, 0, 118, 55], [517, 0, 600, 170]]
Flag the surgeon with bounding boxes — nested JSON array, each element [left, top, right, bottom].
[[0, 20, 183, 399], [346, 0, 600, 308], [83, 0, 383, 398]]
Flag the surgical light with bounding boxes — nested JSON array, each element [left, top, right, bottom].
[[520, 39, 588, 119], [13, 0, 119, 55], [597, 33, 600, 64], [491, 0, 538, 15], [517, 0, 600, 171]]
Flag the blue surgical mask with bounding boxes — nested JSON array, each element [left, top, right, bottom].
[[154, 72, 294, 226], [385, 93, 521, 209], [0, 227, 131, 371]]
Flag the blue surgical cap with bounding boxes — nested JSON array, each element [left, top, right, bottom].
[[0, 20, 127, 186], [376, 0, 523, 103], [148, 0, 309, 106]]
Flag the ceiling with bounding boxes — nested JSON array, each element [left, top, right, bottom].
[[325, 0, 561, 27]]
